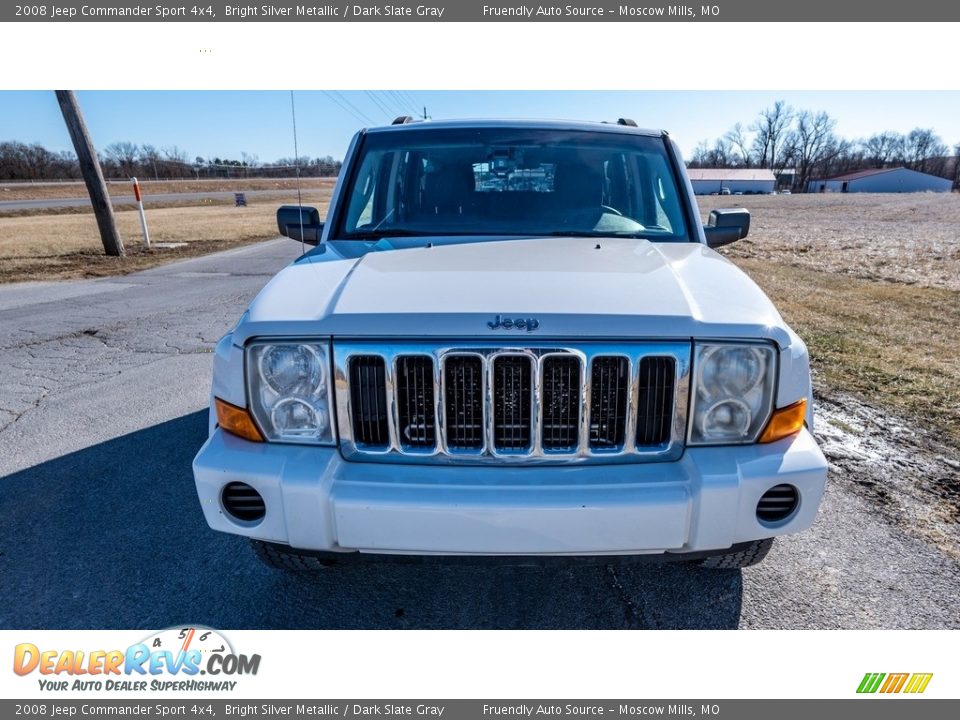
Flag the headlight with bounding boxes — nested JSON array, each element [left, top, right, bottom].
[[246, 341, 334, 444], [689, 342, 776, 445]]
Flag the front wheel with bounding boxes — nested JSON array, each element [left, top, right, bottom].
[[692, 538, 774, 569]]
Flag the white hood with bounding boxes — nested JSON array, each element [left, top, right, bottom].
[[237, 237, 791, 347]]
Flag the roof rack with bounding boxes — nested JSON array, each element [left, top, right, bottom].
[[391, 115, 416, 125], [617, 118, 637, 127]]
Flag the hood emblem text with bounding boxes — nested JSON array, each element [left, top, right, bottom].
[[488, 315, 540, 332]]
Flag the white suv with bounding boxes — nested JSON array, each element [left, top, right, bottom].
[[192, 118, 827, 570]]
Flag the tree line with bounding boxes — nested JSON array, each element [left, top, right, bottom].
[[0, 141, 342, 181], [688, 101, 960, 191]]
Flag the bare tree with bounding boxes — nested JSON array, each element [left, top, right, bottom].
[[863, 131, 904, 168], [904, 128, 948, 174], [103, 141, 140, 178], [159, 146, 192, 178], [689, 140, 711, 168], [751, 101, 794, 170], [790, 111, 843, 191], [724, 122, 753, 167], [140, 144, 161, 180], [688, 139, 733, 168], [954, 144, 960, 190]]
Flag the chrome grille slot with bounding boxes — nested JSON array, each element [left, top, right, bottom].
[[395, 356, 436, 449], [589, 356, 629, 450], [349, 355, 389, 448], [493, 355, 533, 451], [636, 356, 676, 447], [335, 342, 689, 465], [444, 356, 484, 450], [541, 356, 581, 451]]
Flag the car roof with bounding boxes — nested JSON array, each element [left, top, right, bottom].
[[363, 117, 666, 138]]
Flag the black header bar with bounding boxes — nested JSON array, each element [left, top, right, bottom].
[[2, 0, 957, 22]]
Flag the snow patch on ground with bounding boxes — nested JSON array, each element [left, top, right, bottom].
[[814, 391, 960, 559]]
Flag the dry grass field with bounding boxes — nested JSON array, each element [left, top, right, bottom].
[[700, 192, 960, 446], [0, 187, 333, 283], [0, 177, 334, 202], [706, 192, 960, 291]]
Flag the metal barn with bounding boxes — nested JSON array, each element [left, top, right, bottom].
[[807, 167, 952, 193], [687, 168, 777, 195]]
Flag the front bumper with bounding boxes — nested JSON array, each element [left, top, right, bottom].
[[192, 428, 827, 556]]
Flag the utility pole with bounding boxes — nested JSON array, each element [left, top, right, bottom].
[[55, 90, 125, 257]]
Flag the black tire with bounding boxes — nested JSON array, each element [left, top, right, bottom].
[[693, 538, 774, 569], [250, 539, 338, 573]]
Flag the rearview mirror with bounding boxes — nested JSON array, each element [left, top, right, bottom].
[[277, 205, 323, 245], [703, 208, 750, 249]]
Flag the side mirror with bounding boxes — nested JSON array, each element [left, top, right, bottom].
[[704, 208, 750, 249], [277, 205, 323, 245]]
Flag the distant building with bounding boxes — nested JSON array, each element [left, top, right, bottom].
[[807, 167, 952, 193], [687, 168, 776, 195]]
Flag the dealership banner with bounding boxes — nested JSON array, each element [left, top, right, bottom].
[[2, 0, 957, 22], [2, 630, 956, 701]]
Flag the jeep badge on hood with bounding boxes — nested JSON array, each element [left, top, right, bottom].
[[487, 315, 540, 331]]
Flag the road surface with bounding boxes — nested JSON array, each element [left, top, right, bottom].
[[0, 241, 957, 629]]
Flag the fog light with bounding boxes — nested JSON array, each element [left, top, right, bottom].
[[221, 482, 266, 523], [757, 484, 799, 524]]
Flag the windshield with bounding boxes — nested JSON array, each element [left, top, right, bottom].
[[335, 127, 690, 241]]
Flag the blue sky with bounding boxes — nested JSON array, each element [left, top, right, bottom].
[[2, 90, 958, 162]]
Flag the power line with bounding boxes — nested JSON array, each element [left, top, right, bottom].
[[331, 91, 378, 125], [364, 90, 395, 121], [377, 90, 403, 116], [384, 90, 418, 117], [321, 90, 375, 125], [400, 90, 425, 116]]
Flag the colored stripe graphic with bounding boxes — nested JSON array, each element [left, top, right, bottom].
[[880, 673, 909, 693], [858, 673, 883, 693], [904, 673, 933, 694], [857, 672, 932, 694]]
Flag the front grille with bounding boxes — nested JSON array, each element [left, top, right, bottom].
[[636, 356, 676, 446], [541, 356, 581, 450], [444, 356, 484, 449], [395, 356, 436, 449], [589, 357, 629, 449], [338, 343, 687, 464], [493, 356, 533, 451], [349, 355, 389, 447]]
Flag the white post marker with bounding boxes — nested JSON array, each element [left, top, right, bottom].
[[131, 177, 151, 248]]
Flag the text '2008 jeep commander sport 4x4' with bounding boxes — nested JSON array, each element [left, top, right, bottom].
[[192, 117, 828, 570]]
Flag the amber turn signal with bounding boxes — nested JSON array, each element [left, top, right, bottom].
[[758, 398, 807, 444], [215, 397, 264, 442]]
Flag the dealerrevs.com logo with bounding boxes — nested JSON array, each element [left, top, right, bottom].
[[13, 627, 260, 692]]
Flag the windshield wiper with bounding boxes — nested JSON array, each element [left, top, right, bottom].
[[343, 230, 538, 240], [543, 230, 608, 237], [543, 230, 652, 238], [342, 229, 430, 240]]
